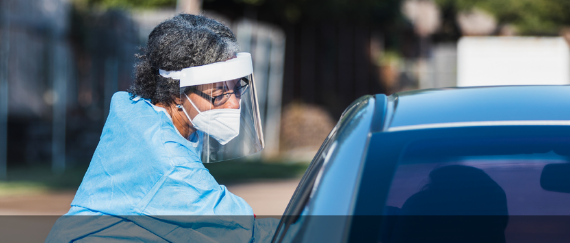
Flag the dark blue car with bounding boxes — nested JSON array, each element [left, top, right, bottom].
[[273, 86, 570, 243]]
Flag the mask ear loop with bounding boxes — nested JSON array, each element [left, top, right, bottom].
[[176, 93, 201, 127], [184, 93, 202, 114]]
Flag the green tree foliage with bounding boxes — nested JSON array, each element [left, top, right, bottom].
[[72, 0, 176, 9], [435, 0, 570, 35], [205, 0, 403, 24]]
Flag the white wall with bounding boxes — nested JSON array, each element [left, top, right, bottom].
[[457, 37, 570, 87]]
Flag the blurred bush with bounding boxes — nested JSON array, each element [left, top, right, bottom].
[[279, 102, 335, 161], [435, 0, 570, 35]]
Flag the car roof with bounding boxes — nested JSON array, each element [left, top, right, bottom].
[[381, 85, 570, 132]]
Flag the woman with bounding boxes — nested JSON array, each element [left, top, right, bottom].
[[46, 14, 276, 242]]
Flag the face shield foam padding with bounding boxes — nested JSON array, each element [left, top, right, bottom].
[[161, 53, 264, 163]]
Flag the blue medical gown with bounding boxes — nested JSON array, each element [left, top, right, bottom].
[[45, 92, 278, 242]]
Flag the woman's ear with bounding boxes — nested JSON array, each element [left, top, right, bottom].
[[155, 97, 181, 112], [173, 97, 183, 110]]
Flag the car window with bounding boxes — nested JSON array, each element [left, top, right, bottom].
[[376, 135, 570, 242]]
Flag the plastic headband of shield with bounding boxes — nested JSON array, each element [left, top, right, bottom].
[[158, 52, 253, 87]]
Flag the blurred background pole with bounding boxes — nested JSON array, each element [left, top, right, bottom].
[[402, 0, 440, 89], [263, 30, 285, 158], [177, 0, 202, 14], [52, 39, 68, 174], [0, 0, 10, 180], [236, 20, 253, 54], [253, 26, 270, 130], [104, 58, 118, 118]]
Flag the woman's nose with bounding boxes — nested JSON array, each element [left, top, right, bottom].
[[222, 94, 240, 109]]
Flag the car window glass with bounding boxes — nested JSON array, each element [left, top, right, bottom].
[[377, 136, 570, 242]]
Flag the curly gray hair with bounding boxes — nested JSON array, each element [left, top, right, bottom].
[[128, 14, 239, 106]]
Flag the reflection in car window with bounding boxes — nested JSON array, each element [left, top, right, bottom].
[[379, 136, 570, 243]]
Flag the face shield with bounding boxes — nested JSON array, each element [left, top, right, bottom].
[[159, 53, 264, 163]]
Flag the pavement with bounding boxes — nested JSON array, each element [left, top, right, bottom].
[[226, 179, 300, 215], [0, 178, 300, 242]]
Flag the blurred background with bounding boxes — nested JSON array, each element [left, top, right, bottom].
[[1, 0, 570, 228]]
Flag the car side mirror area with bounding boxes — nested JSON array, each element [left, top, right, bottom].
[[540, 163, 570, 193]]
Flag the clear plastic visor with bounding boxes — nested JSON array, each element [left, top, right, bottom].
[[179, 74, 264, 163]]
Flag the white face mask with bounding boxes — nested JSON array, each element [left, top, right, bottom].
[[180, 94, 241, 145]]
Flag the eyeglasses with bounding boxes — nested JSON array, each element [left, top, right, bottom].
[[189, 78, 250, 106]]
